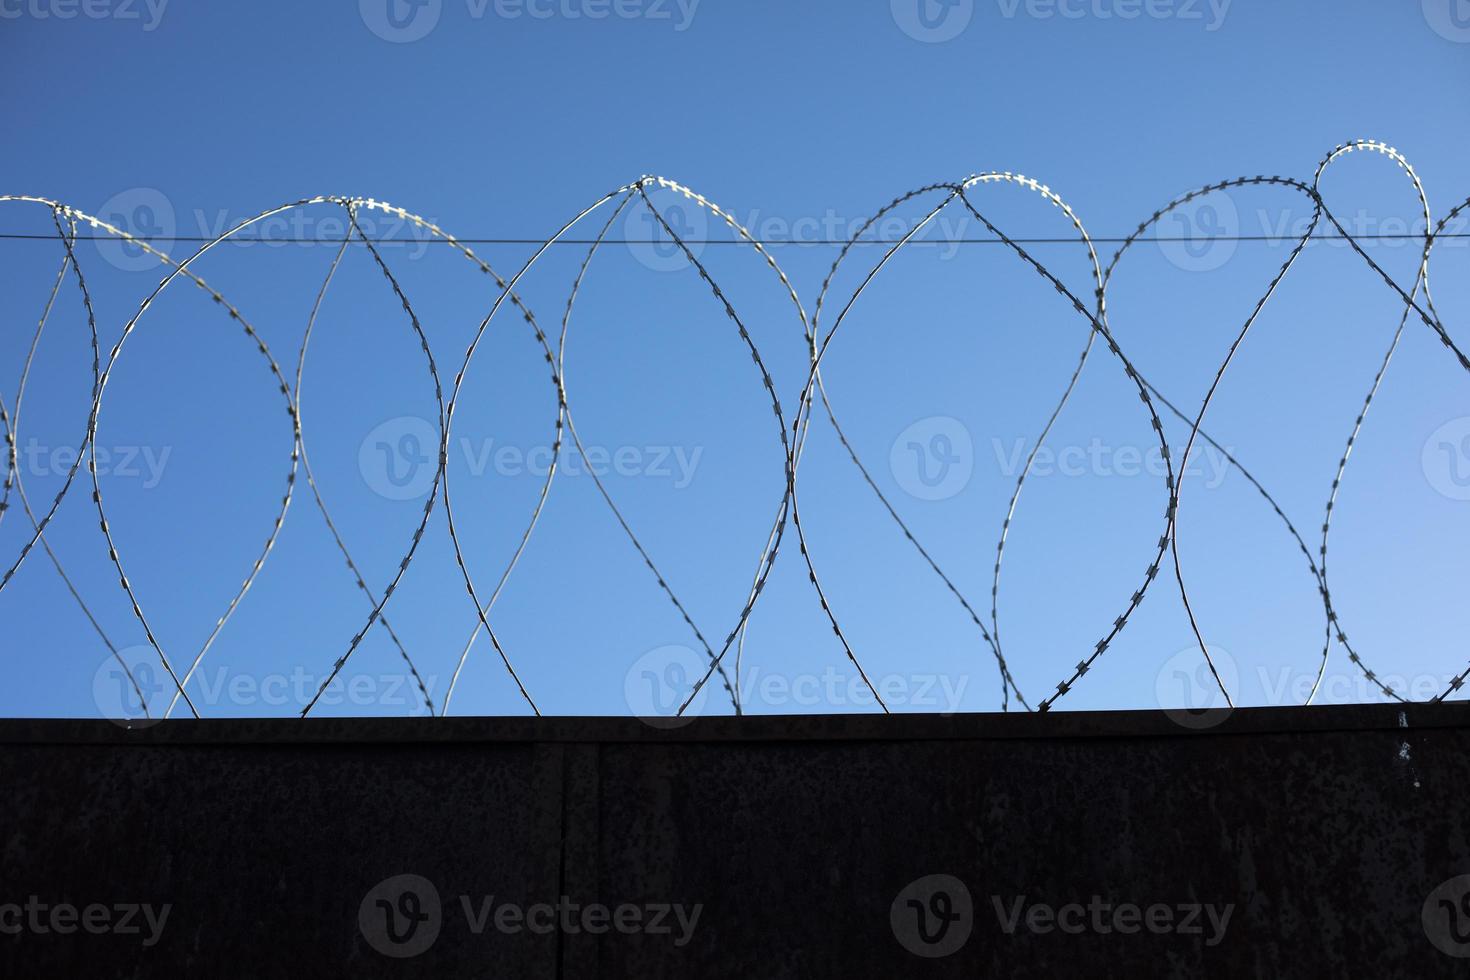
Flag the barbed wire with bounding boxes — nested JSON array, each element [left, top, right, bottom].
[[1, 139, 1466, 719], [6, 232, 1470, 246]]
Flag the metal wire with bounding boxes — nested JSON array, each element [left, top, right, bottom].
[[2, 140, 1467, 718]]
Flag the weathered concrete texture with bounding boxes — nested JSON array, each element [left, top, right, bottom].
[[1, 703, 1468, 977]]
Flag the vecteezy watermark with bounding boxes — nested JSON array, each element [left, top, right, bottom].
[[93, 187, 176, 272], [360, 417, 440, 501], [359, 416, 705, 501], [1156, 191, 1470, 273], [359, 0, 701, 43], [627, 200, 992, 265], [90, 189, 442, 270], [1155, 188, 1240, 273], [891, 875, 1234, 956], [358, 0, 442, 42], [625, 646, 971, 727], [1154, 655, 1462, 725], [1423, 0, 1470, 43], [1155, 644, 1238, 730], [1423, 417, 1470, 502], [1264, 207, 1470, 251], [894, 0, 1234, 40], [458, 896, 701, 946], [92, 649, 439, 725], [625, 645, 710, 729], [624, 197, 709, 272], [891, 875, 975, 958], [990, 895, 1234, 945], [891, 417, 975, 501], [359, 875, 442, 959], [92, 650, 166, 730], [1258, 666, 1464, 705], [189, 204, 439, 258], [991, 437, 1232, 488], [894, 424, 1230, 501], [0, 897, 171, 947], [891, 0, 975, 43], [0, 0, 168, 30], [996, 0, 1231, 30], [358, 875, 702, 958], [1423, 875, 1470, 957], [738, 665, 970, 713], [18, 439, 171, 489]]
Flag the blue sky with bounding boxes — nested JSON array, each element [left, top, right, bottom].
[[1, 0, 1468, 721]]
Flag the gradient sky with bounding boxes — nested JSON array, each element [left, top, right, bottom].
[[1, 0, 1468, 721]]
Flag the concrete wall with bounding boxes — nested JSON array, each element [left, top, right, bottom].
[[2, 703, 1468, 977]]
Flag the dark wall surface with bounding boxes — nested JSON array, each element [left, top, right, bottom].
[[2, 703, 1469, 977]]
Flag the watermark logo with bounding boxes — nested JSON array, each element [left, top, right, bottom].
[[93, 651, 439, 723], [461, 894, 702, 943], [990, 437, 1231, 488], [995, 0, 1231, 30], [1155, 644, 1238, 730], [0, 0, 169, 31], [624, 199, 708, 272], [360, 419, 705, 499], [359, 874, 443, 959], [1155, 190, 1238, 272], [493, 0, 701, 29], [20, 439, 171, 488], [1424, 0, 1470, 43], [360, 875, 701, 952], [891, 875, 1235, 952], [359, 0, 442, 42], [0, 897, 171, 946], [92, 647, 166, 730], [360, 0, 701, 43], [740, 667, 969, 713], [626, 658, 971, 723], [94, 187, 175, 273], [625, 644, 708, 728], [190, 205, 438, 258], [360, 416, 440, 501], [1258, 665, 1460, 705], [890, 416, 974, 501], [891, 874, 974, 958], [1423, 875, 1470, 957], [1423, 417, 1470, 501], [891, 0, 974, 42], [992, 894, 1233, 944]]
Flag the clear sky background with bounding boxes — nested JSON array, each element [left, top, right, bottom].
[[1, 0, 1468, 721]]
